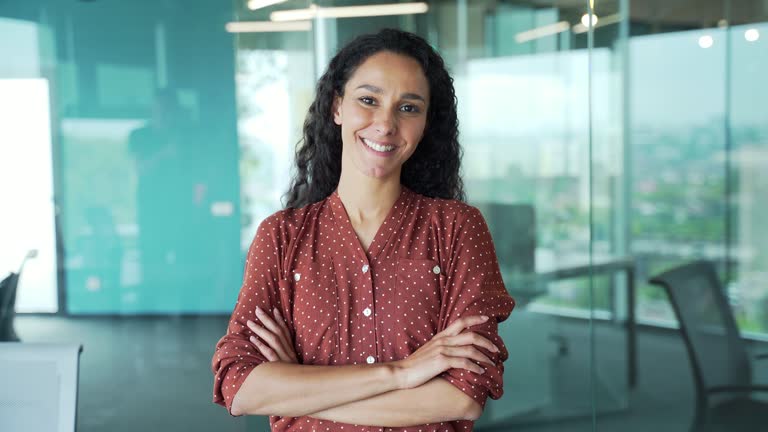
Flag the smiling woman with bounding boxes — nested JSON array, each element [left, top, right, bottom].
[[211, 28, 515, 432]]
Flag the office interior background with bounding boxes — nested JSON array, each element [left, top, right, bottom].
[[1, 0, 766, 430]]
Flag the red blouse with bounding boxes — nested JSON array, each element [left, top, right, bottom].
[[212, 187, 515, 431]]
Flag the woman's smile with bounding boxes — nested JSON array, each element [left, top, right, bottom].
[[360, 136, 397, 155]]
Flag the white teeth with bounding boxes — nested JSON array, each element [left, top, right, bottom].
[[362, 138, 395, 152]]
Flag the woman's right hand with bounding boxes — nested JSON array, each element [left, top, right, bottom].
[[391, 315, 500, 390]]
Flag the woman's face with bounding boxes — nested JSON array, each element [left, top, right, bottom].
[[334, 51, 429, 181]]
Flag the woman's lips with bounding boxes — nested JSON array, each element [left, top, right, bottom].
[[360, 136, 397, 155]]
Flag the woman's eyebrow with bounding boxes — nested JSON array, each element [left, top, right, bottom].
[[401, 92, 426, 103], [355, 84, 426, 103]]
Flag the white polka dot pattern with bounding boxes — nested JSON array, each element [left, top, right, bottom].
[[211, 187, 516, 431]]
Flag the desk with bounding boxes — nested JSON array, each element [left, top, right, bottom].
[[0, 343, 83, 432], [501, 251, 637, 389]]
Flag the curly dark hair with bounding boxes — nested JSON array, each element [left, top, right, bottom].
[[284, 28, 464, 208]]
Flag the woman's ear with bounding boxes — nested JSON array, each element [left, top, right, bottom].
[[332, 95, 342, 126]]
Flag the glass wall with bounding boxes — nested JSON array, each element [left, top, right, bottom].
[[447, 0, 631, 428], [1, 0, 766, 431], [629, 13, 768, 338]]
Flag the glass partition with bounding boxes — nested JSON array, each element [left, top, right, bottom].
[[449, 0, 630, 428], [618, 2, 768, 429], [630, 18, 768, 337]]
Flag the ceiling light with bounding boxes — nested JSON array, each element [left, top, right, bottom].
[[698, 35, 714, 48], [515, 21, 570, 43], [225, 20, 312, 33], [247, 0, 288, 10], [572, 13, 620, 34], [745, 28, 760, 42], [270, 2, 428, 22], [580, 13, 598, 28]]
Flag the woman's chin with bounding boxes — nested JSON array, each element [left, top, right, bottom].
[[343, 152, 402, 182], [358, 164, 398, 180]]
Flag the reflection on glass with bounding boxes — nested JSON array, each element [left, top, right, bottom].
[[128, 89, 200, 309]]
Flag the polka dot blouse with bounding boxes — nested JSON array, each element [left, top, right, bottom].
[[212, 186, 516, 431]]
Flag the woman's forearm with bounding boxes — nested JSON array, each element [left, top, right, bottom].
[[230, 361, 400, 417], [307, 377, 482, 426]]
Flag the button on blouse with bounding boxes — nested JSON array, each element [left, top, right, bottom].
[[212, 187, 516, 431]]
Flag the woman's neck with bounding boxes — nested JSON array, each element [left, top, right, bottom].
[[336, 172, 401, 225]]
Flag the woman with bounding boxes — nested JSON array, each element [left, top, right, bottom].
[[212, 28, 515, 431]]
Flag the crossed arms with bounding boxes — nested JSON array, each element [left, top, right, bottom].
[[228, 309, 496, 426]]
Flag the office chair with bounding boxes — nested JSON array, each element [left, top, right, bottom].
[[476, 202, 536, 274], [0, 272, 21, 341], [649, 261, 768, 432], [0, 250, 37, 341]]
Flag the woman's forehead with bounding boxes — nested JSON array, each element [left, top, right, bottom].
[[345, 52, 429, 97]]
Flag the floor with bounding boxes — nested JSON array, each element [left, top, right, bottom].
[[13, 315, 767, 431]]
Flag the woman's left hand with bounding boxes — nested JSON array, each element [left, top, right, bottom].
[[245, 306, 299, 364]]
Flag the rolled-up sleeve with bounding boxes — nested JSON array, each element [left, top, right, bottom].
[[438, 206, 515, 409], [211, 214, 287, 415]]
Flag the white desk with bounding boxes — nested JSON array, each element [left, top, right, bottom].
[[0, 343, 83, 432]]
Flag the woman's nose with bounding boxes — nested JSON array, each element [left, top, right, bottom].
[[374, 109, 397, 135]]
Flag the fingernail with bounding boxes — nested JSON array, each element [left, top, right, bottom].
[[273, 307, 280, 315], [256, 306, 262, 314], [481, 315, 489, 321], [246, 320, 254, 327]]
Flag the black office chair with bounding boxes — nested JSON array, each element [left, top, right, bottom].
[[649, 261, 768, 432], [0, 250, 36, 342], [476, 202, 535, 274], [0, 272, 21, 341]]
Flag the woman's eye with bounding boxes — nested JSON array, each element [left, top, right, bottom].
[[359, 96, 375, 105], [400, 104, 420, 113]]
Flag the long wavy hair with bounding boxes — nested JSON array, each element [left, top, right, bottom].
[[284, 28, 464, 209]]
